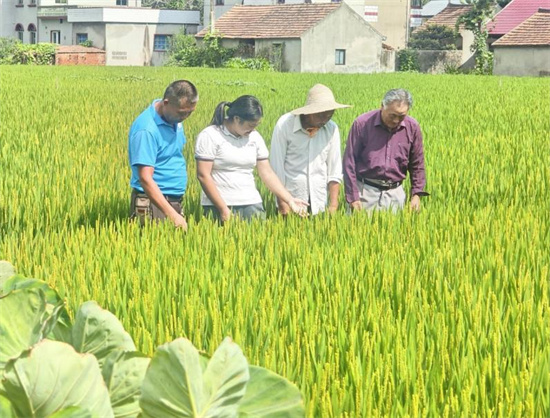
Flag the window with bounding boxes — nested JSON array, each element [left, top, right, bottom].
[[154, 34, 171, 51], [277, 0, 285, 3], [29, 0, 37, 5], [116, 0, 128, 5], [335, 49, 345, 65], [51, 30, 61, 44], [215, 0, 224, 5], [15, 24, 24, 42], [76, 33, 88, 44], [28, 24, 36, 44]]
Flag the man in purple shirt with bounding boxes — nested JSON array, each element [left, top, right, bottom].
[[343, 89, 427, 212]]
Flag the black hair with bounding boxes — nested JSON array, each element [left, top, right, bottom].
[[163, 80, 198, 104], [209, 95, 263, 126]]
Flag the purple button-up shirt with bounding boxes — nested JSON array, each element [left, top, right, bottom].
[[343, 109, 426, 203]]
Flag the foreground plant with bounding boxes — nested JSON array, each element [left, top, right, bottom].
[[0, 261, 305, 418]]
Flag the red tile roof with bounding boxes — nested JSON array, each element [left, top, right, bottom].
[[492, 8, 550, 45], [488, 0, 550, 35], [196, 4, 341, 39], [423, 4, 472, 29], [56, 45, 105, 54]]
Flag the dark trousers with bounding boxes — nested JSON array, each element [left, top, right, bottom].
[[130, 189, 183, 226]]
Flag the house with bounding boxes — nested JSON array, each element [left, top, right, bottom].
[[421, 3, 474, 64], [1, 0, 200, 66], [488, 0, 550, 45], [196, 3, 391, 73], [492, 8, 550, 76], [203, 0, 423, 50]]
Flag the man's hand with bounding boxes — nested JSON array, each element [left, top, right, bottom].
[[288, 198, 309, 217], [410, 195, 421, 212], [351, 200, 362, 212], [171, 213, 188, 231], [327, 204, 338, 215]]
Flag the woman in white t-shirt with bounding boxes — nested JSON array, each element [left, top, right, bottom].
[[195, 95, 308, 223]]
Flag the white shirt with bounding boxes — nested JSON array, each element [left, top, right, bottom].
[[270, 113, 343, 215], [195, 125, 269, 206]]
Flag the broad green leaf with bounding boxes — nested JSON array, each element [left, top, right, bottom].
[[0, 395, 17, 418], [140, 338, 205, 418], [102, 350, 150, 418], [202, 337, 249, 417], [0, 288, 46, 369], [140, 337, 249, 418], [2, 340, 114, 418], [72, 301, 136, 367], [238, 366, 305, 418], [0, 261, 16, 287], [1, 275, 72, 344], [49, 406, 94, 418]]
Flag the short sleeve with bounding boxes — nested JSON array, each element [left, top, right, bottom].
[[195, 129, 218, 161], [129, 130, 157, 167], [254, 133, 269, 160]]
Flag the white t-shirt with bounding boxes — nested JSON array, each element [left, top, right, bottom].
[[195, 125, 269, 206]]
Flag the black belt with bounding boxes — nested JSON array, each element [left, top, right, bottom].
[[359, 178, 402, 191], [133, 189, 182, 202]]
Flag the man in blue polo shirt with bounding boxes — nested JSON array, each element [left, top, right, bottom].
[[128, 80, 198, 230]]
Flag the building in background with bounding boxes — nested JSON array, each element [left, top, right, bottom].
[[196, 3, 393, 73], [1, 0, 200, 65]]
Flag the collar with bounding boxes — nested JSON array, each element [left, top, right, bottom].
[[220, 124, 239, 139], [292, 114, 326, 136], [151, 99, 174, 128]]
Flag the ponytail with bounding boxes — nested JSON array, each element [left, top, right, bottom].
[[209, 101, 231, 126]]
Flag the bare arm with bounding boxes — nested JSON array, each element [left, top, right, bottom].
[[327, 181, 340, 213], [196, 160, 231, 222], [138, 166, 187, 229]]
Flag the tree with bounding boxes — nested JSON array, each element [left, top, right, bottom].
[[456, 0, 497, 74], [408, 24, 458, 50]]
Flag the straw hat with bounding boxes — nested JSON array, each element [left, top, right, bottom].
[[291, 84, 351, 115]]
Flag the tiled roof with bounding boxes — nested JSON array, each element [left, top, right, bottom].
[[423, 4, 472, 28], [56, 45, 105, 54], [492, 8, 550, 45], [196, 4, 341, 39], [488, 0, 550, 35]]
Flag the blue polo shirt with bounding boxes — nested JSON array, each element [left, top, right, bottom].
[[128, 100, 187, 196]]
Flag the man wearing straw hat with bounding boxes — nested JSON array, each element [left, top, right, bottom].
[[343, 88, 428, 212], [270, 84, 350, 215]]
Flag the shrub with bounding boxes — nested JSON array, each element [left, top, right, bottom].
[[397, 48, 420, 72], [408, 24, 458, 50], [0, 42, 56, 65], [224, 57, 273, 71]]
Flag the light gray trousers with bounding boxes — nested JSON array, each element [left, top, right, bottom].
[[359, 182, 406, 212]]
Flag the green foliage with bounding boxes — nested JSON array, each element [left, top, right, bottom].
[[166, 31, 234, 68], [0, 263, 305, 418], [79, 40, 93, 48], [0, 42, 56, 65], [408, 24, 458, 50], [396, 48, 420, 72], [457, 0, 496, 74], [224, 57, 274, 71]]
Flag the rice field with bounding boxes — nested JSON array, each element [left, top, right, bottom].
[[0, 66, 549, 417]]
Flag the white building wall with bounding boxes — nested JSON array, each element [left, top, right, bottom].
[[104, 23, 182, 66], [301, 4, 383, 73], [38, 18, 73, 43], [494, 46, 550, 77], [1, 0, 39, 41], [255, 38, 301, 72]]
